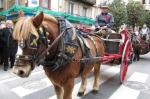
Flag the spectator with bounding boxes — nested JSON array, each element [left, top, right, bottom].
[[1, 20, 18, 71], [140, 24, 149, 41], [0, 22, 6, 65]]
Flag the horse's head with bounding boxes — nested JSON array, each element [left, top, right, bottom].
[[12, 12, 57, 77]]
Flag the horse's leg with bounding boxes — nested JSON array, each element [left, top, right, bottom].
[[54, 85, 64, 99], [137, 49, 140, 61], [93, 63, 100, 94], [135, 50, 138, 61], [44, 68, 64, 99], [63, 78, 74, 99], [77, 65, 93, 97], [133, 47, 137, 61]]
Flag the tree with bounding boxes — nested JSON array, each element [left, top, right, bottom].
[[126, 0, 147, 27], [109, 0, 128, 31], [145, 10, 150, 27]]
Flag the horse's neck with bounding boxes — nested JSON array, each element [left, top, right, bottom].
[[42, 17, 59, 41], [41, 17, 60, 58]]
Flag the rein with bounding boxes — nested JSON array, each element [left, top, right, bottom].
[[35, 27, 72, 65], [15, 16, 77, 70], [16, 27, 71, 68]]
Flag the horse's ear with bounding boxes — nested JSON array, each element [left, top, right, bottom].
[[33, 12, 44, 28]]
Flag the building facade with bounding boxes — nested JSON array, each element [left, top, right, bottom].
[[141, 0, 150, 10], [39, 0, 99, 19], [0, 0, 101, 19], [59, 0, 97, 18], [0, 0, 26, 11]]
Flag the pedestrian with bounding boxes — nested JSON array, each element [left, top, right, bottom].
[[140, 24, 149, 41], [0, 28, 2, 65], [0, 22, 6, 65], [1, 20, 18, 71], [132, 26, 140, 61], [94, 2, 115, 35], [8, 20, 18, 68], [134, 26, 141, 39]]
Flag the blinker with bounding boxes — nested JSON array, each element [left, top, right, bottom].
[[28, 34, 38, 49]]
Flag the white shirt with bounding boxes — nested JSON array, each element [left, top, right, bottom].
[[135, 31, 139, 36], [141, 28, 149, 35]]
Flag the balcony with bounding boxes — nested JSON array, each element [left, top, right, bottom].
[[70, 0, 96, 5]]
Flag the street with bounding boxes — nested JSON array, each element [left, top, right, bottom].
[[0, 53, 150, 99]]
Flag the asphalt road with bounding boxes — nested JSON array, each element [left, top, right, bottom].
[[0, 53, 150, 99]]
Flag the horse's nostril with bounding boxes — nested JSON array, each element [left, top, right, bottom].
[[18, 70, 24, 75]]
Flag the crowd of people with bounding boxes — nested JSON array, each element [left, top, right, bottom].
[[0, 20, 18, 71], [133, 24, 150, 42]]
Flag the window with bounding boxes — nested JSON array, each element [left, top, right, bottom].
[[83, 7, 87, 17], [18, 0, 25, 5], [68, 2, 74, 15], [0, 0, 3, 8], [142, 0, 146, 4], [40, 0, 50, 9], [8, 0, 15, 8], [28, 0, 39, 7]]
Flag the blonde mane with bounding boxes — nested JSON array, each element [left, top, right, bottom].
[[13, 17, 39, 41], [13, 14, 58, 41]]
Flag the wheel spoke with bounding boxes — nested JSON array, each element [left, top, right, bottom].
[[120, 42, 132, 83]]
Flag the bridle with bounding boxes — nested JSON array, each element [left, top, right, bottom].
[[15, 27, 47, 69], [15, 27, 71, 70]]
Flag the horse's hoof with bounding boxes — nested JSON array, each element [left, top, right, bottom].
[[77, 92, 84, 97], [92, 90, 98, 94]]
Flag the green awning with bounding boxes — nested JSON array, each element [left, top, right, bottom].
[[0, 5, 95, 25]]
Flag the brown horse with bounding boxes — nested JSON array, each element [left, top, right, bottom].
[[12, 12, 104, 99]]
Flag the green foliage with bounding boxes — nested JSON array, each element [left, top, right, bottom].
[[109, 0, 128, 31], [109, 0, 148, 29], [145, 11, 150, 27], [126, 0, 147, 27]]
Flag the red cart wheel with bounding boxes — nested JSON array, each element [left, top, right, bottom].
[[120, 40, 132, 83]]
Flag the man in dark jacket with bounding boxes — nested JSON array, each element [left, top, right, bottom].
[[0, 23, 6, 65], [1, 20, 18, 71], [95, 3, 114, 31], [0, 28, 3, 65]]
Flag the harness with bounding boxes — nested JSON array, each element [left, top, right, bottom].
[[41, 17, 78, 70], [16, 17, 78, 71], [16, 17, 100, 71]]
